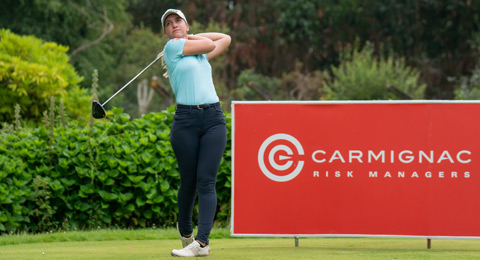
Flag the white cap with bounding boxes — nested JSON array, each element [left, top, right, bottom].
[[161, 9, 188, 29]]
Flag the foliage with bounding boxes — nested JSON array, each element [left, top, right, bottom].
[[127, 0, 181, 33], [454, 33, 480, 100], [235, 63, 330, 101], [129, 0, 480, 99], [0, 0, 131, 89], [235, 69, 281, 100], [0, 107, 232, 233], [0, 0, 90, 49], [0, 29, 90, 125], [323, 42, 426, 100], [2, 0, 480, 115], [110, 26, 169, 115], [454, 61, 480, 100], [274, 0, 480, 98], [279, 62, 330, 100]]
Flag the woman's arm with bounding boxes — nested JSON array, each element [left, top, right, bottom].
[[182, 35, 215, 56], [195, 33, 231, 60]]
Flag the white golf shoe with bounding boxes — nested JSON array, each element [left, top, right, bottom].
[[171, 241, 210, 257], [177, 223, 194, 248]]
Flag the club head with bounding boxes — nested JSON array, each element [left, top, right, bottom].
[[92, 100, 106, 119]]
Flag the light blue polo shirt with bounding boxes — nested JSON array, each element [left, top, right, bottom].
[[163, 38, 219, 105]]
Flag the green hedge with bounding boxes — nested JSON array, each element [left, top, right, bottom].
[[0, 107, 232, 233]]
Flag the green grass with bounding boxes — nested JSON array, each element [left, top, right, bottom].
[[1, 228, 480, 259]]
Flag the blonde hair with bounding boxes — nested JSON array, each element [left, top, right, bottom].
[[158, 51, 169, 78]]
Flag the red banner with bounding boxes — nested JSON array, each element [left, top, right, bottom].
[[232, 101, 480, 238]]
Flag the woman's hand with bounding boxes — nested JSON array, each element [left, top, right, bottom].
[[195, 33, 231, 60], [182, 34, 215, 56]]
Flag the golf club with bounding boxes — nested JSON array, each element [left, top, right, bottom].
[[92, 56, 161, 119]]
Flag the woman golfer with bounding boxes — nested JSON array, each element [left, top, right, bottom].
[[159, 9, 231, 257]]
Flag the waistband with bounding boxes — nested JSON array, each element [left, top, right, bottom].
[[176, 102, 220, 110]]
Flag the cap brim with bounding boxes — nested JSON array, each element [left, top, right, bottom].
[[162, 10, 187, 28]]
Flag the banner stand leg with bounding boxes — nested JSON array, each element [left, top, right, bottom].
[[295, 237, 299, 247], [427, 238, 431, 249]]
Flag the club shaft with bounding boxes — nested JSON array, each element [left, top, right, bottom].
[[102, 56, 161, 106]]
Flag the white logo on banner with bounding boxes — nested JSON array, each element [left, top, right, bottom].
[[258, 134, 304, 182]]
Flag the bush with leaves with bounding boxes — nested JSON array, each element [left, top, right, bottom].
[[234, 63, 330, 101], [0, 29, 91, 125], [323, 42, 426, 100], [454, 60, 480, 100], [280, 61, 330, 100], [0, 130, 35, 232], [0, 106, 232, 233], [110, 26, 169, 115], [48, 109, 180, 229], [235, 69, 281, 100]]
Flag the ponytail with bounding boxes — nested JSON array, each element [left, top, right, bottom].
[[158, 51, 169, 78]]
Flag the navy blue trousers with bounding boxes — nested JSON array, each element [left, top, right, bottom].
[[170, 102, 227, 245]]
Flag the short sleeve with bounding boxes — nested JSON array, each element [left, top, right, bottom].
[[163, 38, 186, 64]]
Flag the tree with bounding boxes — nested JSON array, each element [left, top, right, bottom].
[[274, 0, 480, 98], [0, 29, 91, 124], [0, 0, 132, 90], [323, 42, 426, 100], [234, 63, 330, 101], [0, 0, 130, 56], [3, 0, 479, 114], [454, 60, 480, 99], [127, 0, 181, 33], [109, 26, 169, 116]]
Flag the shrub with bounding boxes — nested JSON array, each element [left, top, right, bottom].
[[235, 69, 281, 100], [0, 29, 90, 125], [454, 62, 480, 100], [0, 107, 232, 233], [323, 42, 426, 100]]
